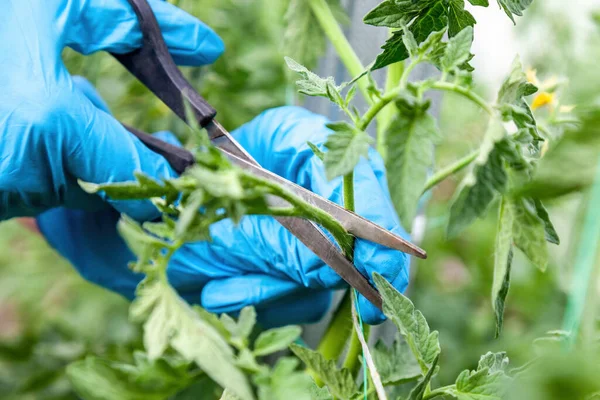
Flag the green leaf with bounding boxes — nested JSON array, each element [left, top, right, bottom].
[[310, 382, 334, 400], [372, 338, 422, 385], [307, 141, 325, 162], [373, 273, 440, 374], [441, 26, 474, 71], [363, 0, 431, 27], [418, 28, 447, 57], [495, 58, 540, 147], [220, 306, 256, 349], [175, 190, 204, 239], [255, 357, 314, 400], [478, 352, 509, 373], [385, 100, 440, 228], [407, 355, 439, 400], [253, 326, 302, 357], [448, 121, 520, 237], [290, 344, 359, 399], [497, 57, 538, 105], [496, 0, 534, 24], [237, 307, 257, 341], [492, 197, 514, 338], [285, 57, 342, 103], [78, 178, 172, 200], [67, 355, 193, 400], [323, 122, 372, 180], [372, 1, 448, 70], [402, 26, 419, 57], [468, 0, 489, 6], [450, 367, 509, 399], [518, 111, 600, 200], [533, 199, 560, 245], [131, 280, 254, 400], [497, 103, 541, 143], [188, 167, 244, 200], [512, 198, 549, 271], [448, 0, 476, 37]]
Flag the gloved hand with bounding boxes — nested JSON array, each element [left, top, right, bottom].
[[1, 0, 223, 220], [37, 79, 410, 327]]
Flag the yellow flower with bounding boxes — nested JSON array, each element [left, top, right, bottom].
[[531, 92, 555, 111]]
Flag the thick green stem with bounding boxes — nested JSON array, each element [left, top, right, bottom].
[[429, 82, 494, 116], [314, 291, 354, 386], [422, 150, 480, 194], [342, 326, 365, 376], [308, 0, 370, 105], [343, 173, 355, 213], [377, 61, 405, 158]]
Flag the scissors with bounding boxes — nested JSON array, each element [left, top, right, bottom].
[[110, 0, 426, 311]]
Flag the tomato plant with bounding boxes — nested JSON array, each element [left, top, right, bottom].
[[10, 1, 600, 400]]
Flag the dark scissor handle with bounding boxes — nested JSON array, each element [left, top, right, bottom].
[[112, 0, 216, 128]]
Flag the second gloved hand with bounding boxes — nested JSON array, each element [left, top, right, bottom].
[[38, 82, 410, 327]]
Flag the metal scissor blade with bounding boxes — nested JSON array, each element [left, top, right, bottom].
[[273, 216, 383, 310], [209, 122, 426, 259]]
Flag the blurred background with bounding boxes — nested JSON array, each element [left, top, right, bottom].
[[1, 0, 600, 398]]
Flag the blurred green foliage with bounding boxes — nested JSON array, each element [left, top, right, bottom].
[[1, 1, 600, 399]]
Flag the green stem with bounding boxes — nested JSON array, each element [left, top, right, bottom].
[[343, 173, 355, 213], [243, 172, 354, 256], [342, 326, 365, 376], [429, 82, 494, 116], [422, 150, 480, 194], [377, 61, 405, 158], [315, 290, 354, 385], [308, 0, 371, 105], [358, 58, 424, 131]]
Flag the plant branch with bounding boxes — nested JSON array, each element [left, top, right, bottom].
[[377, 60, 404, 158], [429, 82, 494, 116], [422, 150, 480, 194], [308, 0, 371, 105]]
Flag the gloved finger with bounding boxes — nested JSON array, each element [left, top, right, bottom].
[[63, 77, 179, 220], [200, 274, 332, 327], [165, 215, 344, 294], [64, 0, 224, 66]]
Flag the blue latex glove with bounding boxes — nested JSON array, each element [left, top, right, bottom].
[[1, 0, 223, 220], [37, 79, 410, 326]]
